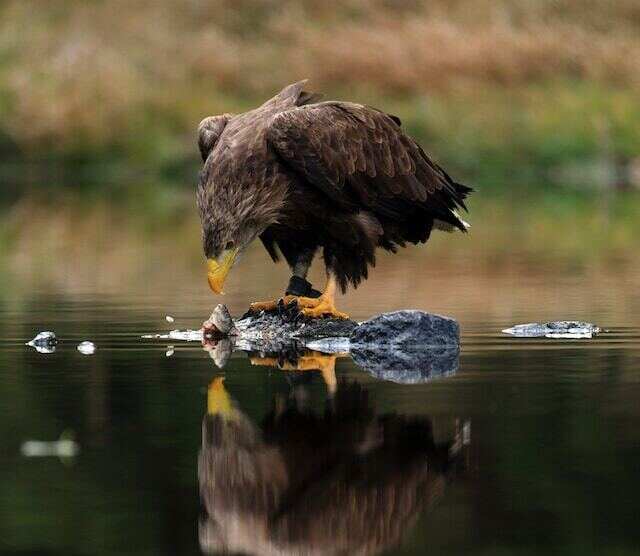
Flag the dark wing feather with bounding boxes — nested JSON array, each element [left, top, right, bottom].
[[266, 102, 471, 230]]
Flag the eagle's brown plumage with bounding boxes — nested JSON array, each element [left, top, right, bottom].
[[197, 81, 471, 294]]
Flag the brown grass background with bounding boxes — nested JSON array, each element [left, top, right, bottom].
[[2, 0, 639, 150]]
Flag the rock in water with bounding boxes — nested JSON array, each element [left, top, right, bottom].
[[350, 311, 460, 383], [26, 331, 58, 354], [77, 341, 96, 355], [350, 310, 460, 347], [502, 321, 601, 339]]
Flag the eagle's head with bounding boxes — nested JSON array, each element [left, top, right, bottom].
[[201, 211, 265, 295], [197, 110, 286, 295], [199, 174, 284, 295]]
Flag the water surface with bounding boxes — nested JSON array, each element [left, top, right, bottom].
[[1, 194, 640, 555]]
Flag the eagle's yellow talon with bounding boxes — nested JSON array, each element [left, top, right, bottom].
[[300, 303, 349, 320], [294, 277, 349, 319], [248, 277, 348, 319], [249, 299, 279, 313], [249, 295, 301, 313]]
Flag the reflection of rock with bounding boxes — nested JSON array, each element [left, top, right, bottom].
[[349, 311, 460, 383], [198, 380, 465, 555], [352, 345, 459, 384], [503, 321, 601, 339], [351, 310, 460, 348]]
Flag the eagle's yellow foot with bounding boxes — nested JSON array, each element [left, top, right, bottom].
[[249, 299, 279, 313], [248, 295, 299, 314], [249, 275, 348, 319], [295, 295, 349, 320], [295, 274, 349, 319]]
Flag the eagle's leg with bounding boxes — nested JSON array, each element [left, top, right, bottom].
[[285, 276, 321, 298], [294, 274, 349, 320], [285, 247, 321, 297], [248, 247, 320, 313]]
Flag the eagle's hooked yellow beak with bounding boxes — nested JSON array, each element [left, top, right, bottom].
[[207, 248, 238, 294]]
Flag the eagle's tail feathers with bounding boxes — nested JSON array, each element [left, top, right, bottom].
[[434, 209, 471, 233]]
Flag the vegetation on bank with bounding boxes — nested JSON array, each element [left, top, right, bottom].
[[1, 0, 639, 190]]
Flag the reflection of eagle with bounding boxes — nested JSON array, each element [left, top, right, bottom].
[[198, 379, 459, 555], [198, 81, 472, 319]]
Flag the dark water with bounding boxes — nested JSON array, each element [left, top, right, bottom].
[[1, 292, 639, 556], [2, 194, 640, 555]]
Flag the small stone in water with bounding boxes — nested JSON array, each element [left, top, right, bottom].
[[21, 436, 79, 458], [166, 346, 175, 357], [166, 315, 175, 323], [26, 331, 58, 354], [77, 341, 96, 355]]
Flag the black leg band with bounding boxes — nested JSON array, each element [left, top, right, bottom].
[[286, 276, 321, 298]]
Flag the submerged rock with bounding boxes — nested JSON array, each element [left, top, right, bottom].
[[350, 310, 460, 348], [26, 331, 58, 354], [349, 311, 460, 382], [502, 321, 601, 339]]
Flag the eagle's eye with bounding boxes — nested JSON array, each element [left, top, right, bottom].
[[224, 240, 235, 250]]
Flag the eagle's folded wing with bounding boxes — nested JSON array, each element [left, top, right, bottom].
[[266, 102, 470, 228]]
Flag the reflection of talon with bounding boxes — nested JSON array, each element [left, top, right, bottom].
[[250, 351, 347, 395]]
